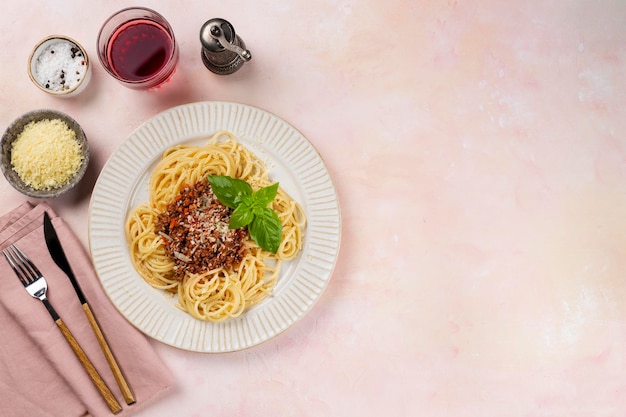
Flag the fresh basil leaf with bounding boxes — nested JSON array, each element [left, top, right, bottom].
[[254, 182, 279, 207], [207, 175, 252, 208], [240, 193, 258, 208], [229, 203, 254, 229], [248, 207, 282, 253], [207, 175, 284, 252]]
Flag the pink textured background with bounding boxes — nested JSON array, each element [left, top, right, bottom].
[[1, 1, 626, 416]]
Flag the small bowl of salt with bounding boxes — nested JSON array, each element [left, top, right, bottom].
[[28, 35, 91, 97]]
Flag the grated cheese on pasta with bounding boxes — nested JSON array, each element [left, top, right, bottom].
[[11, 118, 84, 190]]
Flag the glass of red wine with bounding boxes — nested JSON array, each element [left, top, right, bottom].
[[97, 7, 179, 90]]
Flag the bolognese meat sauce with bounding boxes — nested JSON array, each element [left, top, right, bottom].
[[156, 179, 248, 280]]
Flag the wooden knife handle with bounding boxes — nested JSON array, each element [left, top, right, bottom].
[[55, 318, 123, 414], [83, 303, 136, 405]]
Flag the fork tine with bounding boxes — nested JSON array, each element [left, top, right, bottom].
[[2, 247, 27, 286], [11, 245, 42, 280], [3, 245, 38, 286]]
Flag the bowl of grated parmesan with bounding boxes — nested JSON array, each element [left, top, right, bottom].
[[1, 109, 89, 198]]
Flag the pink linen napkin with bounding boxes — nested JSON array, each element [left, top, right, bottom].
[[0, 202, 174, 417]]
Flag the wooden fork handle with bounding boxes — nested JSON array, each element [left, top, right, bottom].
[[56, 318, 123, 414], [82, 303, 136, 405]]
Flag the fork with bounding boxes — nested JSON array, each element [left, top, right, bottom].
[[3, 244, 122, 414]]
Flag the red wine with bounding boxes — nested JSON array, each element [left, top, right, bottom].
[[108, 19, 173, 82]]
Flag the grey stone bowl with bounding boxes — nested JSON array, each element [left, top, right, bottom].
[[1, 109, 89, 198]]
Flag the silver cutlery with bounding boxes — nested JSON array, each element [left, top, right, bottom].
[[2, 244, 122, 414]]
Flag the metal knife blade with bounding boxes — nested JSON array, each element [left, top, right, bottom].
[[43, 211, 87, 303]]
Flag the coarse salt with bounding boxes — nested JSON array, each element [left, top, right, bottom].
[[33, 40, 87, 92]]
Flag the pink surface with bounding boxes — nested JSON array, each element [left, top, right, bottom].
[[1, 1, 626, 416]]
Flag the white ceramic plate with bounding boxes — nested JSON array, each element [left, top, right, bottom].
[[88, 102, 341, 352]]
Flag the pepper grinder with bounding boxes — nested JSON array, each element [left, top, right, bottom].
[[200, 18, 251, 75]]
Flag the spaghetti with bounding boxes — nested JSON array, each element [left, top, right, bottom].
[[125, 131, 305, 322]]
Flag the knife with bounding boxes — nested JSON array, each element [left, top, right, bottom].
[[43, 211, 136, 406]]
